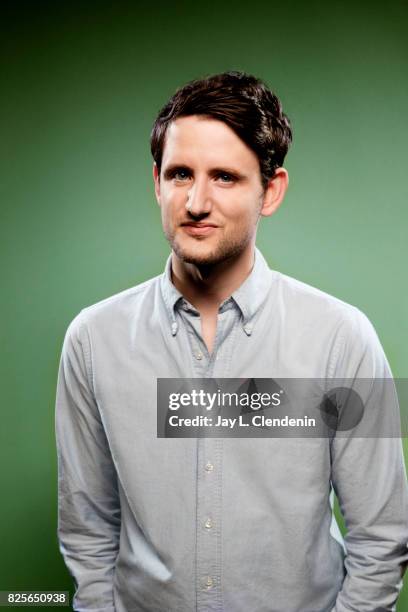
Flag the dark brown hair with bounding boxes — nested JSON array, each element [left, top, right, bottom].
[[150, 71, 292, 188]]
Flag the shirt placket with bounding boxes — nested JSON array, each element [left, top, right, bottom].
[[178, 300, 240, 612]]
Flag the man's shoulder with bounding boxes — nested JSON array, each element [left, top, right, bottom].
[[272, 271, 388, 375], [274, 270, 376, 338], [85, 274, 160, 312], [67, 274, 161, 334], [276, 270, 358, 315]]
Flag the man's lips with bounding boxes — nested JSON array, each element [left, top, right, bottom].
[[181, 222, 218, 236]]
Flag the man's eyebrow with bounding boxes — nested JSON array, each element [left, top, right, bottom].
[[209, 167, 247, 179], [162, 163, 192, 177], [162, 163, 247, 179]]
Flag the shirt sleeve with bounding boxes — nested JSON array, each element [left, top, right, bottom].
[[329, 309, 408, 612], [55, 312, 121, 612]]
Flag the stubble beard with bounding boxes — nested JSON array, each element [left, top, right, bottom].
[[164, 225, 254, 267]]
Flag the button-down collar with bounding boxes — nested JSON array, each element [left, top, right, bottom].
[[160, 247, 274, 336]]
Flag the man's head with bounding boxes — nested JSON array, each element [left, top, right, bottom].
[[151, 71, 292, 266]]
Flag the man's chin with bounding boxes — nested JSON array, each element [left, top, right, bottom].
[[171, 240, 242, 267]]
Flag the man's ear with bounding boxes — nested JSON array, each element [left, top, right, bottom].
[[153, 163, 161, 206], [260, 168, 289, 217]]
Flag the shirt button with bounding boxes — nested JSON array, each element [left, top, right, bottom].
[[205, 462, 214, 472], [204, 518, 213, 529], [195, 351, 203, 360], [204, 576, 214, 589]]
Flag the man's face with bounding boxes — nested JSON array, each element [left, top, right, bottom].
[[153, 115, 266, 266]]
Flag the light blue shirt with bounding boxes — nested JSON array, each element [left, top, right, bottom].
[[56, 248, 408, 611]]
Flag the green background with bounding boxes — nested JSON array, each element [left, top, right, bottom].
[[1, 0, 407, 609]]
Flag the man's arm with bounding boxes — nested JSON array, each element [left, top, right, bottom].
[[56, 312, 121, 612], [329, 310, 408, 612]]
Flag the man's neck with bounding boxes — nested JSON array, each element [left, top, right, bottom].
[[171, 245, 255, 315]]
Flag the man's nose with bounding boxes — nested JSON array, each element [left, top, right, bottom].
[[186, 178, 213, 216]]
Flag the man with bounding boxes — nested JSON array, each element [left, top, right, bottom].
[[56, 71, 408, 611]]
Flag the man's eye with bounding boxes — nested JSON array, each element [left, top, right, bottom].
[[173, 169, 191, 181], [216, 173, 235, 183]]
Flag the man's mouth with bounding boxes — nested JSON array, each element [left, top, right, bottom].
[[181, 222, 218, 237]]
